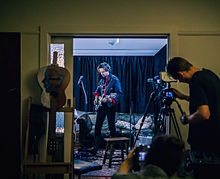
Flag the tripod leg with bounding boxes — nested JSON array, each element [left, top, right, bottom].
[[133, 92, 155, 148], [170, 111, 182, 140]]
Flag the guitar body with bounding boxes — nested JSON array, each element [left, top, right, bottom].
[[95, 93, 117, 111], [95, 95, 105, 111], [37, 64, 70, 109], [37, 66, 50, 108]]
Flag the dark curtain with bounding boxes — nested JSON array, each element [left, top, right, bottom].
[[73, 45, 167, 114]]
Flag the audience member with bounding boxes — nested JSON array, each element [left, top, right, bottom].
[[112, 134, 186, 179]]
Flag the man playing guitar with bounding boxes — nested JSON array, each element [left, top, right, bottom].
[[90, 62, 122, 155]]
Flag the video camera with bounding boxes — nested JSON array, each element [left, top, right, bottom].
[[159, 88, 174, 106], [148, 72, 177, 106]]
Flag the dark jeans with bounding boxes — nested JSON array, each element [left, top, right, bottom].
[[95, 104, 116, 137]]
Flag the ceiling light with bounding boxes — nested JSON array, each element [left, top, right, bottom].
[[108, 38, 120, 46]]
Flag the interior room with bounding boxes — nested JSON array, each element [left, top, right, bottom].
[[52, 36, 169, 177], [1, 0, 220, 178], [74, 37, 169, 175]]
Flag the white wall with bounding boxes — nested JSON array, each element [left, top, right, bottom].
[[1, 0, 220, 153]]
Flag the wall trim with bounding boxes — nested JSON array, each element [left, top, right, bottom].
[[39, 24, 179, 67], [178, 30, 220, 36]]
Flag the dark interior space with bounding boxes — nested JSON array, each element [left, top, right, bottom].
[[1, 32, 21, 178]]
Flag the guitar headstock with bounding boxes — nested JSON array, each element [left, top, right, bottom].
[[52, 51, 58, 66]]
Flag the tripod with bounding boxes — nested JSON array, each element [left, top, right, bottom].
[[133, 92, 184, 149], [158, 100, 182, 140]]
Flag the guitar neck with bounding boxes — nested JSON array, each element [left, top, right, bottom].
[[52, 51, 58, 65], [47, 96, 58, 157], [48, 96, 57, 139]]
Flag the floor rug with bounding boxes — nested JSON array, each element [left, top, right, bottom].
[[74, 148, 124, 177]]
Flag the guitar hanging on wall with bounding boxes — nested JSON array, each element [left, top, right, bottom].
[[37, 51, 70, 159]]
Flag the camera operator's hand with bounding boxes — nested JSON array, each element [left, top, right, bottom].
[[118, 147, 136, 174], [180, 112, 189, 125], [171, 88, 189, 101]]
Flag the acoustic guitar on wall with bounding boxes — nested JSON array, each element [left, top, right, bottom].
[[37, 51, 70, 159]]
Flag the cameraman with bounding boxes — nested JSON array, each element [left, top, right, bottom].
[[112, 134, 185, 179], [167, 57, 220, 178]]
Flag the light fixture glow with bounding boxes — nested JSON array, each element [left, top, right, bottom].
[[108, 38, 120, 46]]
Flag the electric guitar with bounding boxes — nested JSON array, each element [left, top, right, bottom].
[[95, 93, 117, 111]]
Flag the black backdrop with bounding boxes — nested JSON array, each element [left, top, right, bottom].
[[73, 45, 166, 114]]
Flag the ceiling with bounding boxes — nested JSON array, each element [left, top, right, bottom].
[[73, 38, 168, 56]]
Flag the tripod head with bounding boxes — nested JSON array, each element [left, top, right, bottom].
[[150, 79, 174, 108]]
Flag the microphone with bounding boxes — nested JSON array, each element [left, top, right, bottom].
[[77, 75, 83, 86]]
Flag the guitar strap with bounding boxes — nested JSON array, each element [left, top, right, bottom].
[[103, 78, 113, 95], [104, 77, 108, 95]]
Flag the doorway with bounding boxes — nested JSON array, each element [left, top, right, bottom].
[[72, 36, 169, 114], [51, 35, 169, 148]]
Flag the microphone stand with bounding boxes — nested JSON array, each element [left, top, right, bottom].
[[129, 101, 134, 149], [81, 81, 88, 105], [78, 77, 88, 111]]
